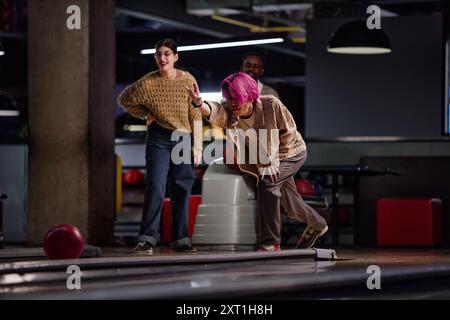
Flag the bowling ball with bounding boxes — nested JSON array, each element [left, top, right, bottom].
[[310, 180, 323, 197], [123, 168, 144, 186], [295, 179, 316, 196], [306, 173, 328, 186], [43, 224, 84, 260]]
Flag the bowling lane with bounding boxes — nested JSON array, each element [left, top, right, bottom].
[[0, 249, 334, 299], [0, 244, 101, 262], [0, 248, 327, 272], [2, 249, 450, 299], [0, 258, 336, 298]]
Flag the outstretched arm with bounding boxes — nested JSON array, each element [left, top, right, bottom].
[[185, 82, 211, 117], [186, 83, 230, 128]]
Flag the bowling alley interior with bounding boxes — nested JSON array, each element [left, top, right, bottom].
[[1, 0, 450, 301]]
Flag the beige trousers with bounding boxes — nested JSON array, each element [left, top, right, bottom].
[[257, 150, 327, 245]]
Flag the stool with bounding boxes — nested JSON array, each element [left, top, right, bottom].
[[377, 198, 443, 246], [161, 195, 202, 245]]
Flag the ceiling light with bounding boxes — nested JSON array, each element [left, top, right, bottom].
[[0, 110, 20, 116], [141, 38, 284, 55], [327, 20, 391, 54]]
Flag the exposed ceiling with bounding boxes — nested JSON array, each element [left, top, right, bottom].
[[115, 0, 448, 42], [0, 0, 448, 88], [115, 0, 449, 87]]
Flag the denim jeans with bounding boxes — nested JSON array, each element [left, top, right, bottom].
[[138, 123, 195, 248]]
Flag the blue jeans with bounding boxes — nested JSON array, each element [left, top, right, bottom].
[[138, 123, 195, 248]]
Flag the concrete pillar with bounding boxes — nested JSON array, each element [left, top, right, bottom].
[[446, 8, 450, 126], [27, 0, 116, 245]]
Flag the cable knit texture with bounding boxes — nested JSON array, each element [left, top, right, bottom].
[[118, 70, 203, 156]]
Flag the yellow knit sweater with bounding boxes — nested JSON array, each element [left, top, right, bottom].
[[118, 70, 202, 156]]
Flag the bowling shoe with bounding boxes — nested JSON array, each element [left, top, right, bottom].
[[133, 241, 153, 255], [296, 225, 328, 249], [173, 244, 197, 253], [256, 244, 281, 252]]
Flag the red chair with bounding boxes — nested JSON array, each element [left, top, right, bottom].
[[377, 198, 443, 246]]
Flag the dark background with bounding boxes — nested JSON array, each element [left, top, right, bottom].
[[305, 15, 444, 138]]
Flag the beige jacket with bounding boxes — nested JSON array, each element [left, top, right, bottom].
[[205, 95, 306, 181]]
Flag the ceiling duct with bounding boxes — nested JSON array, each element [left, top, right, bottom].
[[187, 0, 313, 16]]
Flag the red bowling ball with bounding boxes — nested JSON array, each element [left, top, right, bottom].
[[43, 224, 84, 260], [123, 168, 144, 186], [295, 179, 316, 197]]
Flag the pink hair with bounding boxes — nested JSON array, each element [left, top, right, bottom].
[[221, 72, 259, 104]]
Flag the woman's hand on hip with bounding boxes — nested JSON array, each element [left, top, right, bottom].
[[146, 114, 154, 126], [193, 154, 202, 167]]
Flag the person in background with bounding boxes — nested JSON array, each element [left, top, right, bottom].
[[241, 51, 280, 99]]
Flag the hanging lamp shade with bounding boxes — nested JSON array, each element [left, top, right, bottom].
[[327, 20, 391, 54]]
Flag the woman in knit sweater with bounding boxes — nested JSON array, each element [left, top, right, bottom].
[[118, 39, 202, 254]]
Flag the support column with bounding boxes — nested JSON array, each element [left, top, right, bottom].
[[27, 0, 116, 245]]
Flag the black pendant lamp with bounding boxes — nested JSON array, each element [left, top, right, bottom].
[[327, 20, 391, 54]]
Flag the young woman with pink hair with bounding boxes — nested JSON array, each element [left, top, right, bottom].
[[187, 72, 328, 251]]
